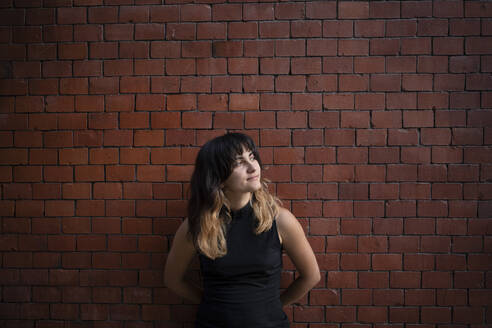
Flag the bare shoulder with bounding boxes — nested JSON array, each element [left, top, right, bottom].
[[276, 207, 304, 242], [172, 218, 195, 252]]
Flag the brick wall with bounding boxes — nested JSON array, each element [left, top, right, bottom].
[[1, 0, 491, 327]]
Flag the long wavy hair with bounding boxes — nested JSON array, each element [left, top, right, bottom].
[[187, 133, 280, 259]]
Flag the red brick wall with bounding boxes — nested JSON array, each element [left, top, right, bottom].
[[1, 0, 491, 327]]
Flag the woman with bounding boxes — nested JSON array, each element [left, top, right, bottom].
[[164, 132, 320, 327]]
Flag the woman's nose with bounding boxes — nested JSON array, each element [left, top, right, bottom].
[[246, 160, 257, 172]]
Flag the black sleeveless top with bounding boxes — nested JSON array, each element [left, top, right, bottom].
[[196, 203, 289, 328]]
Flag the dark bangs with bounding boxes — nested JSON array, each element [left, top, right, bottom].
[[188, 133, 261, 215], [204, 133, 261, 183]]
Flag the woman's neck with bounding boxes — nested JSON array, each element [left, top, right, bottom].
[[225, 192, 251, 211]]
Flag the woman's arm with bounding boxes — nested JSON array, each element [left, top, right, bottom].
[[276, 207, 320, 306], [164, 219, 202, 303]]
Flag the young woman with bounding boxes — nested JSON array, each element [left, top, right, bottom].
[[164, 132, 320, 327]]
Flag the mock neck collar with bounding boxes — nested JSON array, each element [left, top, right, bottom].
[[230, 201, 252, 219]]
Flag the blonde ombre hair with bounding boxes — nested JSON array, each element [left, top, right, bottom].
[[187, 133, 280, 259]]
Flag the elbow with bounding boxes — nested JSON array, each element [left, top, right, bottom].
[[311, 269, 321, 287], [163, 265, 176, 288], [299, 269, 320, 288], [306, 267, 321, 288]]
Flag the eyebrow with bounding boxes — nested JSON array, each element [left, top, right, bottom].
[[235, 151, 253, 159]]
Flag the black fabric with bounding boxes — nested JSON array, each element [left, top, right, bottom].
[[196, 202, 289, 328]]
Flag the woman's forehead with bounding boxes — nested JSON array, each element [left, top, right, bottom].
[[234, 148, 253, 158]]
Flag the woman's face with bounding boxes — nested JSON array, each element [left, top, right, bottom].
[[222, 148, 261, 195]]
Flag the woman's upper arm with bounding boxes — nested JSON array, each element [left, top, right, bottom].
[[277, 208, 320, 281], [164, 219, 197, 285]]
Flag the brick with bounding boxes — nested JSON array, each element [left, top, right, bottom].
[[197, 22, 226, 40], [292, 20, 322, 38], [467, 37, 492, 55], [243, 40, 274, 57], [293, 130, 323, 147], [276, 39, 305, 56], [182, 41, 211, 58], [166, 130, 195, 147], [356, 165, 386, 182], [243, 75, 273, 93], [339, 1, 369, 19], [276, 76, 305, 92], [418, 92, 449, 110], [228, 58, 257, 74], [259, 94, 289, 110], [421, 128, 452, 145], [74, 61, 101, 77], [150, 41, 180, 58], [30, 149, 57, 165], [196, 58, 226, 75], [74, 25, 102, 42], [89, 42, 118, 59], [166, 23, 195, 41], [340, 74, 369, 92], [354, 57, 384, 73], [403, 110, 433, 127], [88, 113, 117, 130], [180, 4, 210, 21], [434, 0, 463, 17], [89, 148, 118, 165], [401, 38, 431, 55], [89, 77, 118, 94], [386, 20, 417, 37], [355, 20, 385, 37], [371, 39, 400, 55], [119, 5, 148, 23], [387, 56, 416, 72], [150, 5, 178, 23], [228, 22, 257, 39], [341, 111, 370, 128], [120, 76, 149, 93], [229, 94, 258, 111], [322, 20, 353, 38], [403, 74, 433, 91], [339, 39, 369, 56], [450, 55, 480, 73], [370, 1, 400, 18], [240, 3, 272, 20], [166, 58, 195, 75], [118, 41, 147, 58], [105, 24, 133, 41], [14, 26, 42, 43], [150, 112, 180, 129], [212, 41, 242, 57], [244, 112, 274, 129], [88, 7, 117, 24], [434, 37, 464, 56], [135, 23, 164, 40], [448, 164, 479, 182], [28, 79, 57, 96], [324, 130, 354, 146], [75, 200, 104, 217], [134, 130, 164, 147], [322, 57, 352, 74], [370, 74, 400, 92], [432, 146, 463, 163], [151, 76, 179, 94], [212, 76, 242, 93], [182, 112, 212, 129], [260, 58, 288, 75], [260, 129, 289, 147]]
